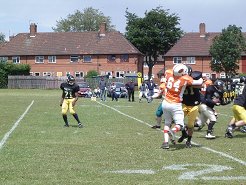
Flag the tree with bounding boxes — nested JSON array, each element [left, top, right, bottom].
[[0, 33, 5, 43], [125, 6, 183, 79], [52, 7, 115, 32], [209, 25, 246, 79], [85, 70, 98, 78]]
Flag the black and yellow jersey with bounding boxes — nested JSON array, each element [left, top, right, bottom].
[[60, 82, 79, 99]]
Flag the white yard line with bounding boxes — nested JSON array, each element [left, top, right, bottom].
[[0, 100, 34, 150], [97, 101, 246, 166]]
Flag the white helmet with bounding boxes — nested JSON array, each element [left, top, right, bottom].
[[173, 64, 188, 77]]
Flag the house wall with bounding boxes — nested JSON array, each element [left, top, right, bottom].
[[16, 54, 142, 77]]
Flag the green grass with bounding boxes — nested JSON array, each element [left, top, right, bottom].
[[0, 89, 245, 185]]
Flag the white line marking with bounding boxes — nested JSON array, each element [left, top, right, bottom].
[[0, 100, 34, 150], [96, 101, 246, 166]]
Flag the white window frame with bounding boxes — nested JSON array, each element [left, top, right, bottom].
[[186, 57, 196, 64], [35, 56, 44, 63], [116, 71, 125, 78], [107, 55, 116, 62], [48, 56, 56, 63], [120, 54, 129, 62], [34, 72, 40, 76], [203, 73, 210, 78], [43, 72, 52, 76], [173, 57, 182, 64], [75, 71, 84, 78], [12, 56, 20, 64], [220, 73, 226, 78], [83, 55, 92, 63], [70, 55, 79, 63]]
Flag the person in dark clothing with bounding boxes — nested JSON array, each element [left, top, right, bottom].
[[225, 84, 246, 138], [60, 75, 83, 128], [125, 79, 135, 102], [147, 79, 156, 97], [196, 80, 224, 139], [178, 68, 202, 147]]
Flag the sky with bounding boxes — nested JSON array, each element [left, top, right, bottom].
[[0, 0, 245, 40]]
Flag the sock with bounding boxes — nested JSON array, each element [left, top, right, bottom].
[[187, 136, 192, 142], [73, 113, 81, 124], [207, 121, 215, 133], [62, 114, 68, 125]]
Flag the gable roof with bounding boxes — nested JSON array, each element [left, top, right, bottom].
[[165, 32, 220, 57], [165, 29, 246, 57], [0, 31, 142, 56]]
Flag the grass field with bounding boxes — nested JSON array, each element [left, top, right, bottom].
[[0, 89, 245, 185]]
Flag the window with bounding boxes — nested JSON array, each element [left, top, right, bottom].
[[30, 72, 33, 76], [34, 72, 40, 76], [43, 72, 52, 76], [186, 57, 195, 64], [0, 56, 8, 63], [116, 71, 124, 78], [107, 55, 116, 62], [83, 55, 92, 63], [12, 56, 20, 64], [120, 54, 129, 62], [220, 73, 226, 78], [35, 56, 44, 63], [75, 71, 84, 78], [70, 55, 79, 63], [57, 72, 63, 77], [48, 56, 56, 63], [173, 57, 182, 64]]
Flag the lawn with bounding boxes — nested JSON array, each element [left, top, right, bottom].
[[0, 89, 245, 185]]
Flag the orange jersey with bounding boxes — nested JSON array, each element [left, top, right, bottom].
[[165, 71, 193, 103], [201, 79, 213, 95]]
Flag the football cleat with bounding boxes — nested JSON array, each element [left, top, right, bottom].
[[225, 128, 233, 138], [78, 123, 83, 128], [240, 126, 246, 133], [186, 141, 192, 148], [151, 125, 161, 129], [205, 133, 216, 139], [161, 142, 169, 149]]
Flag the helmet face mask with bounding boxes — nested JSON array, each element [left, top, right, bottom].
[[173, 64, 188, 77], [67, 75, 75, 85]]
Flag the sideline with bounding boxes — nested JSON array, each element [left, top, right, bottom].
[[96, 101, 246, 166], [0, 100, 34, 150]]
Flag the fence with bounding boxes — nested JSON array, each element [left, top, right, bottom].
[[7, 76, 138, 89]]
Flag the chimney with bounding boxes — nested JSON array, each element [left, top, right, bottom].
[[99, 22, 106, 37], [199, 23, 206, 37], [30, 23, 37, 37]]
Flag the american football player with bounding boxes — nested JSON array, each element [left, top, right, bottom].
[[196, 79, 224, 139], [60, 75, 83, 128]]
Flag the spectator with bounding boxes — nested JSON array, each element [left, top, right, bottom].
[[139, 81, 149, 102], [125, 79, 135, 102], [99, 77, 107, 101], [110, 82, 118, 101]]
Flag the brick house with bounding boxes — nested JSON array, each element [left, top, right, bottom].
[[164, 23, 246, 79], [0, 23, 144, 79]]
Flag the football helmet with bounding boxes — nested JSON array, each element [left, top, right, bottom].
[[240, 76, 245, 83], [214, 80, 224, 92], [67, 75, 75, 85], [173, 64, 188, 77]]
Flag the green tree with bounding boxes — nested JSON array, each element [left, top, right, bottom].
[[85, 70, 98, 78], [125, 6, 183, 79], [52, 7, 115, 32], [209, 25, 246, 79], [0, 33, 5, 43]]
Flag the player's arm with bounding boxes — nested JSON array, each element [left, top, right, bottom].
[[60, 93, 65, 106]]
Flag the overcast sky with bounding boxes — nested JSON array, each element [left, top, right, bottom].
[[0, 0, 245, 40]]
